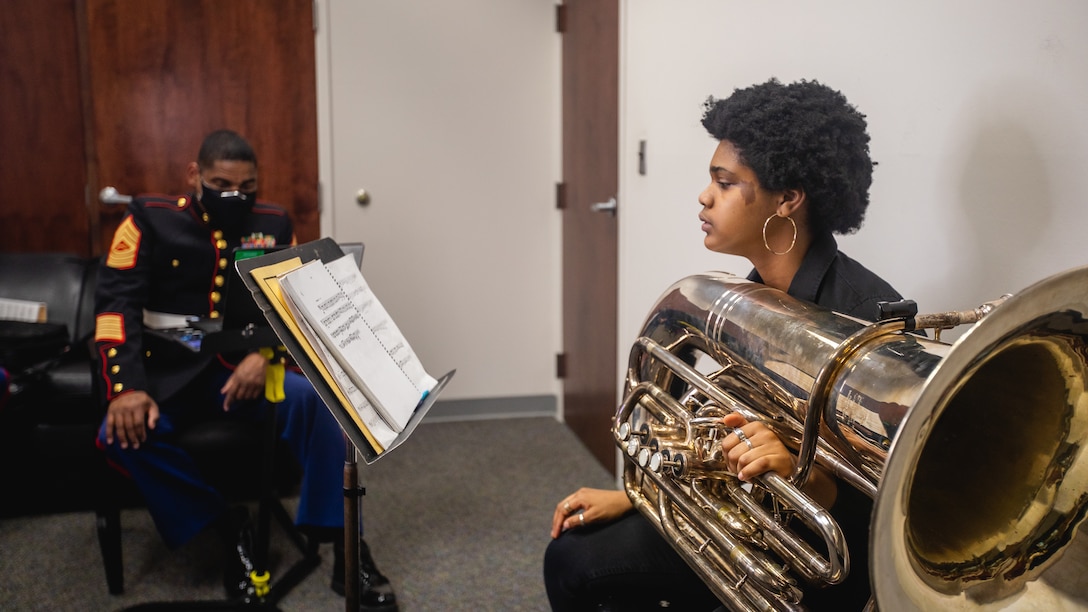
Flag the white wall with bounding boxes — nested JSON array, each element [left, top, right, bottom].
[[619, 0, 1088, 369]]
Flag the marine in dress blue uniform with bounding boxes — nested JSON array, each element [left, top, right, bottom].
[[94, 190, 345, 548], [92, 130, 397, 610]]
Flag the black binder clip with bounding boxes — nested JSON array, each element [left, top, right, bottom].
[[877, 299, 919, 331]]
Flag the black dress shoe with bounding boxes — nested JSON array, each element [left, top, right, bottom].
[[332, 538, 398, 611], [358, 539, 397, 612], [221, 510, 257, 600]]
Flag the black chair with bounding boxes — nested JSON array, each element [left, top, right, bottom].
[[0, 251, 318, 604], [94, 409, 318, 602], [92, 332, 320, 604]]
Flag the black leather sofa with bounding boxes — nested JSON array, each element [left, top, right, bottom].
[[0, 252, 104, 517], [1, 251, 308, 594]]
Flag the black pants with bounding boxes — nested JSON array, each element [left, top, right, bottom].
[[542, 495, 873, 612], [543, 511, 720, 612]]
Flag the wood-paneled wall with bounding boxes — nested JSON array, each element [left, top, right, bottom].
[[0, 0, 91, 254], [0, 0, 319, 256]]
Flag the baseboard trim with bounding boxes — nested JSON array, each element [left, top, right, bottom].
[[423, 394, 557, 422]]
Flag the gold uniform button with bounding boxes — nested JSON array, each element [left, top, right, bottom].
[[172, 259, 180, 268], [107, 348, 118, 358], [210, 291, 221, 303], [145, 350, 152, 357], [113, 383, 124, 393], [177, 197, 187, 207], [215, 275, 225, 287], [202, 213, 210, 223], [216, 239, 227, 249], [111, 365, 120, 374], [219, 258, 228, 269], [209, 310, 220, 319], [213, 230, 223, 240]]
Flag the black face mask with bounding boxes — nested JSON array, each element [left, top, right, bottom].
[[200, 182, 256, 230]]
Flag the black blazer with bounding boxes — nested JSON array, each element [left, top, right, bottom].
[[93, 192, 294, 404]]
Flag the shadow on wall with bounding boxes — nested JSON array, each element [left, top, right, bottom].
[[956, 120, 1051, 299], [921, 81, 1063, 344]]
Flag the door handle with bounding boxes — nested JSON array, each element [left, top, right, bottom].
[[99, 186, 132, 206], [590, 197, 617, 216]]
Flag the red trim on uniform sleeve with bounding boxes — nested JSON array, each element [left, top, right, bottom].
[[216, 354, 239, 371], [145, 201, 182, 210], [98, 347, 125, 400]]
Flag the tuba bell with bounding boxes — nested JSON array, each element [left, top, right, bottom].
[[615, 266, 1088, 611]]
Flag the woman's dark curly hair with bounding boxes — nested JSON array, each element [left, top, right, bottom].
[[701, 79, 873, 235]]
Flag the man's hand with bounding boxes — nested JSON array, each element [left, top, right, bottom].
[[551, 488, 633, 538], [220, 351, 268, 410], [105, 390, 159, 449]]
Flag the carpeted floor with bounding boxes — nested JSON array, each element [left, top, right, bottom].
[[0, 417, 616, 611]]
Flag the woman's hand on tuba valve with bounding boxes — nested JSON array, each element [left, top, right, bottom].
[[551, 488, 633, 538], [721, 413, 839, 508], [720, 413, 795, 482]]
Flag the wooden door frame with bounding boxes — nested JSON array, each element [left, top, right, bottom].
[[560, 0, 620, 473]]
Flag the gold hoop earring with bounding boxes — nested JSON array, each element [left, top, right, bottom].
[[763, 214, 797, 255]]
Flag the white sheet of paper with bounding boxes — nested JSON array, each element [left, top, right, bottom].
[[278, 256, 435, 431], [325, 254, 438, 394]]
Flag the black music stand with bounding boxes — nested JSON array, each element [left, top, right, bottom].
[[234, 238, 454, 612]]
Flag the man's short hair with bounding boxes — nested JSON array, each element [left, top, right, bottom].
[[197, 129, 257, 169]]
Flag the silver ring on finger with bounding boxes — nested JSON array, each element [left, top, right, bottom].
[[734, 428, 754, 450], [578, 512, 585, 526]]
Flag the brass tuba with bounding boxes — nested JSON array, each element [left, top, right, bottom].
[[615, 266, 1088, 611]]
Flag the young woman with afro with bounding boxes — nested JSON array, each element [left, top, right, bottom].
[[545, 78, 904, 612]]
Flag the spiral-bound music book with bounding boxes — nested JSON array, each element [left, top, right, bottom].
[[234, 238, 454, 463]]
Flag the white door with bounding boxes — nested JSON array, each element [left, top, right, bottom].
[[316, 0, 562, 403]]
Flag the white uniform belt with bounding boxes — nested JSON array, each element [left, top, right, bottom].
[[142, 309, 199, 330]]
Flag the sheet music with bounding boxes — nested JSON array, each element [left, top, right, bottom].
[[278, 256, 436, 431], [279, 278, 399, 448], [248, 256, 389, 453], [325, 254, 437, 398]]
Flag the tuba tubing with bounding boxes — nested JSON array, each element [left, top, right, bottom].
[[618, 337, 849, 585], [616, 268, 1088, 611]]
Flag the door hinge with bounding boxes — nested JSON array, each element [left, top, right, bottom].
[[556, 352, 567, 379], [556, 4, 567, 34], [312, 0, 319, 34], [556, 182, 566, 210]]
